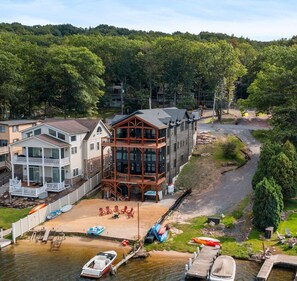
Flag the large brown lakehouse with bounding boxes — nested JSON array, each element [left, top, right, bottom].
[[101, 107, 199, 202]]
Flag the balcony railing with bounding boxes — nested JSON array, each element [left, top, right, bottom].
[[103, 170, 165, 183], [9, 179, 66, 197], [13, 156, 70, 166], [9, 179, 47, 198], [101, 136, 166, 147]]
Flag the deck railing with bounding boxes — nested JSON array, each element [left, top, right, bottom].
[[13, 156, 70, 166], [9, 179, 47, 198]]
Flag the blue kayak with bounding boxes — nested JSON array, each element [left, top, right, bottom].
[[152, 223, 168, 242], [87, 226, 105, 236], [46, 209, 62, 220]]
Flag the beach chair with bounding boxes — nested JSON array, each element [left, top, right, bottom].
[[99, 208, 106, 216], [126, 208, 134, 218], [106, 206, 112, 214], [285, 228, 292, 238], [113, 205, 119, 213], [276, 231, 285, 244], [120, 206, 127, 214]]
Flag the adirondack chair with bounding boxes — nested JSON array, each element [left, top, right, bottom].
[[99, 207, 106, 216], [285, 228, 292, 238], [106, 206, 112, 214], [276, 231, 285, 244], [126, 208, 134, 218], [113, 205, 119, 213], [120, 206, 127, 214]]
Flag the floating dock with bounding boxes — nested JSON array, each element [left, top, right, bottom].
[[257, 254, 297, 281], [185, 246, 220, 279]]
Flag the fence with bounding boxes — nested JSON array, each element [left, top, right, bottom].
[[12, 172, 101, 243]]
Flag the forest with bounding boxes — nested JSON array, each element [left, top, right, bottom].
[[1, 22, 297, 139]]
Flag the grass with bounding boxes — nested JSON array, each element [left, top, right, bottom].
[[213, 135, 246, 165], [251, 129, 272, 143], [0, 206, 31, 230], [232, 196, 250, 219]]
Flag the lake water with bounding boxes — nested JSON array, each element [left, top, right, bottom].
[[0, 241, 295, 281]]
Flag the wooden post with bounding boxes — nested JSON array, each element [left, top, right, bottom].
[[137, 203, 140, 240]]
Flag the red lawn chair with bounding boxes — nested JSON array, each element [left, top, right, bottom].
[[126, 208, 134, 218], [120, 206, 127, 214], [113, 205, 119, 213], [106, 206, 112, 214], [99, 207, 106, 216]]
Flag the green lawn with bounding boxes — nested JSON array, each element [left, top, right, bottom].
[[0, 207, 31, 230]]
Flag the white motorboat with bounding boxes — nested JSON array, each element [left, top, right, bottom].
[[209, 255, 236, 281], [80, 250, 117, 279]]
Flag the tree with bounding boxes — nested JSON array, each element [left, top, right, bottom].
[[253, 177, 283, 231], [252, 142, 281, 188], [269, 152, 296, 198]]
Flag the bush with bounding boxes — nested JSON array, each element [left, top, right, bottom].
[[221, 141, 237, 158]]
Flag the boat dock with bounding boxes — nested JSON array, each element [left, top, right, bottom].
[[0, 228, 11, 249], [257, 254, 297, 281], [185, 246, 220, 279]]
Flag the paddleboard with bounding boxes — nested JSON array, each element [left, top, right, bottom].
[[61, 204, 73, 213]]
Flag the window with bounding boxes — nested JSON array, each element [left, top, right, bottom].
[[174, 143, 176, 151], [146, 163, 156, 173], [71, 147, 77, 154], [34, 129, 41, 136], [97, 142, 100, 150], [181, 122, 185, 131], [13, 125, 19, 132], [0, 140, 8, 147], [90, 162, 93, 172], [49, 129, 56, 137], [167, 163, 170, 171], [90, 143, 95, 150], [58, 132, 65, 140], [71, 135, 76, 142], [0, 126, 5, 133], [167, 146, 170, 155], [97, 126, 102, 135], [174, 127, 177, 136], [73, 168, 78, 176], [174, 159, 176, 168], [26, 131, 33, 138], [167, 128, 170, 138]]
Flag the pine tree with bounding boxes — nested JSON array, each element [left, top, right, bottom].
[[253, 177, 283, 231]]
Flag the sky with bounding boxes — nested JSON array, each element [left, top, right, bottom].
[[0, 0, 296, 41]]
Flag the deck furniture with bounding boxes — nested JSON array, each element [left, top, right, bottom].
[[120, 206, 127, 214], [99, 208, 106, 216], [106, 206, 112, 214], [285, 228, 292, 238], [126, 208, 134, 218]]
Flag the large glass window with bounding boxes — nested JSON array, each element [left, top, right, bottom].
[[49, 129, 56, 137], [71, 135, 76, 142], [34, 128, 41, 135], [0, 126, 5, 133], [58, 132, 65, 140], [0, 140, 8, 147]]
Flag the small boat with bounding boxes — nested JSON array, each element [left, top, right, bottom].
[[80, 250, 117, 279], [209, 255, 236, 281], [46, 209, 62, 220], [60, 204, 73, 213], [29, 203, 46, 215], [87, 226, 105, 236], [192, 237, 221, 247], [152, 223, 168, 242]]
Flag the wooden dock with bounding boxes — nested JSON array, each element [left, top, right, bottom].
[[257, 254, 297, 281], [185, 246, 220, 279]]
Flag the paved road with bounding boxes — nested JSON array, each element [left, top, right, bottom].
[[176, 123, 267, 219]]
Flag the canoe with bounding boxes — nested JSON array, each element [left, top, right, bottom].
[[87, 226, 105, 236], [81, 250, 117, 278], [60, 204, 73, 213], [209, 255, 236, 281], [192, 237, 221, 247], [29, 203, 46, 215], [46, 209, 62, 220]]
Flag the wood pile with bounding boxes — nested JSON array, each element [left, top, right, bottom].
[[197, 132, 217, 144]]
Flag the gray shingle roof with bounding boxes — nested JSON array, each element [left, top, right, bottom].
[[112, 107, 191, 129], [0, 120, 38, 126], [35, 134, 70, 147], [43, 119, 89, 134]]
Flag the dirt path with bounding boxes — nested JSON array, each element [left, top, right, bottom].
[[171, 119, 267, 223]]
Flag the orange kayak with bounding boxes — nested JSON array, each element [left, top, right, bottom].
[[29, 203, 46, 215], [192, 237, 221, 247]]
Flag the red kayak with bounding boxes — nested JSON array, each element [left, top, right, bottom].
[[192, 237, 221, 247], [29, 203, 46, 215]]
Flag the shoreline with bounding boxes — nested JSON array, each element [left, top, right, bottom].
[[16, 235, 192, 258]]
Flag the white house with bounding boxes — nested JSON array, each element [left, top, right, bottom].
[[9, 119, 111, 198]]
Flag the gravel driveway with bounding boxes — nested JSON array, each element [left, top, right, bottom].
[[173, 122, 268, 221]]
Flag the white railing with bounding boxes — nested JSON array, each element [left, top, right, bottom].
[[13, 156, 70, 166], [46, 181, 65, 192], [9, 179, 47, 198], [12, 172, 101, 243]]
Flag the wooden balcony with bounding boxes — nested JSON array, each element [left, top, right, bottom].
[[102, 170, 166, 186], [101, 136, 166, 149]]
